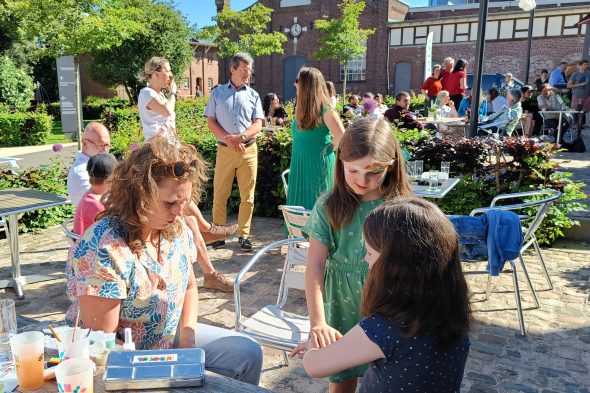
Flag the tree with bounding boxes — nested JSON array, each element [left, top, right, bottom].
[[9, 0, 144, 145], [88, 1, 194, 104], [0, 56, 34, 111], [198, 3, 287, 58], [313, 0, 375, 106]]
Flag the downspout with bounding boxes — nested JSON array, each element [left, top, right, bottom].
[[386, 27, 391, 95]]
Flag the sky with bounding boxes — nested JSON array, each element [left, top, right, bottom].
[[174, 0, 429, 29]]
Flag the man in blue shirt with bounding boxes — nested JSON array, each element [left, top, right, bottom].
[[205, 53, 264, 251], [549, 62, 568, 89]]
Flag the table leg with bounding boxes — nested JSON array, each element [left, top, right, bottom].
[[556, 112, 563, 147], [2, 214, 24, 298]]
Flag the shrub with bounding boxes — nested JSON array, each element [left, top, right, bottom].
[[0, 161, 74, 233], [0, 56, 35, 111], [83, 96, 130, 119], [0, 112, 53, 147]]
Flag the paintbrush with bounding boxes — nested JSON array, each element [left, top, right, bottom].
[[85, 318, 96, 338], [47, 324, 62, 343], [72, 308, 80, 342]]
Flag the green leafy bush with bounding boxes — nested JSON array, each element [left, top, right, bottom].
[[0, 161, 74, 233], [0, 112, 53, 147], [83, 96, 130, 119], [0, 56, 35, 111]]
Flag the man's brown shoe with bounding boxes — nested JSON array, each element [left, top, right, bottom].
[[203, 271, 233, 292], [208, 223, 238, 237]]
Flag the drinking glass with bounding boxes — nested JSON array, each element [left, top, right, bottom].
[[10, 331, 45, 391], [0, 299, 17, 364], [440, 161, 450, 181], [406, 161, 416, 182], [271, 117, 277, 127], [427, 170, 440, 192], [55, 358, 94, 393], [414, 160, 424, 178]]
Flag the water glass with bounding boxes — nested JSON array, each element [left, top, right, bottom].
[[0, 299, 17, 364], [427, 170, 440, 192], [406, 161, 416, 181], [414, 160, 424, 178], [440, 161, 450, 181], [10, 331, 45, 391]]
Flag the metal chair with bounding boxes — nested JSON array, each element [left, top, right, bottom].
[[60, 218, 80, 246], [464, 189, 562, 335], [234, 205, 311, 366]]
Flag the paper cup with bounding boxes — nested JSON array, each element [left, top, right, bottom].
[[10, 331, 45, 391], [55, 357, 94, 393], [57, 328, 90, 361]]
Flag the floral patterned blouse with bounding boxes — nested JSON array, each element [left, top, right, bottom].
[[66, 216, 197, 350]]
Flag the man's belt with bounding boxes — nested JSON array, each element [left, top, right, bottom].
[[217, 137, 255, 148]]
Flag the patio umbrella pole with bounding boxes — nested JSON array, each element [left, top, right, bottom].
[[469, 0, 489, 137]]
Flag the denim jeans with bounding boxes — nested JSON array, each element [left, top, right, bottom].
[[195, 323, 263, 385], [448, 215, 488, 261]]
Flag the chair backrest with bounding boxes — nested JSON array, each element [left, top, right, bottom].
[[471, 189, 562, 243], [277, 205, 312, 307], [61, 218, 80, 246], [281, 169, 289, 196]]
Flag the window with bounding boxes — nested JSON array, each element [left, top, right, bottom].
[[183, 78, 189, 89], [208, 78, 213, 89], [340, 41, 367, 82]]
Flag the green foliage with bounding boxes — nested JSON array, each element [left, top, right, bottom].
[[198, 3, 287, 58], [88, 1, 194, 103], [0, 112, 52, 146], [101, 107, 142, 158], [0, 161, 74, 233], [0, 56, 34, 111], [313, 0, 375, 105], [83, 96, 130, 119]]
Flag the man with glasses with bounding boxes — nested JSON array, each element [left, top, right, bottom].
[[67, 122, 111, 205], [205, 52, 264, 251]]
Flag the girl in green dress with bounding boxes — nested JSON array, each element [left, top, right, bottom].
[[291, 118, 413, 393]]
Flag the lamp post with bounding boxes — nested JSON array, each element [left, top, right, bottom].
[[520, 0, 537, 84]]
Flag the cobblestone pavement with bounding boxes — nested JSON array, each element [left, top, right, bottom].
[[0, 217, 588, 392]]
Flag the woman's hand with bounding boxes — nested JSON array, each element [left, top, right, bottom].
[[308, 323, 342, 349], [169, 80, 177, 95]]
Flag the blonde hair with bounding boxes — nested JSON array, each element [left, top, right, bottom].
[[97, 135, 207, 255], [326, 118, 413, 229], [295, 67, 331, 130], [138, 57, 170, 82]]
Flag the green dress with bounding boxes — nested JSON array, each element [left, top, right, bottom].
[[303, 194, 384, 383], [286, 109, 335, 210]]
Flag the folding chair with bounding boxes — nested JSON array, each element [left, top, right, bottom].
[[464, 189, 562, 335], [60, 218, 80, 246], [234, 205, 312, 366]]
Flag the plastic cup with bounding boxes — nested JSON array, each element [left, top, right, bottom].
[[271, 117, 277, 127], [10, 331, 45, 391], [57, 328, 90, 361], [0, 299, 16, 363], [55, 357, 94, 393]]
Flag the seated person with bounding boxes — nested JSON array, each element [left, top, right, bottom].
[[520, 85, 542, 136], [479, 89, 523, 137], [433, 90, 458, 118], [457, 90, 487, 119], [292, 198, 471, 393], [384, 91, 424, 130], [72, 153, 118, 236], [342, 94, 361, 118], [487, 87, 507, 114], [262, 92, 288, 126], [537, 83, 564, 132], [66, 135, 263, 384]]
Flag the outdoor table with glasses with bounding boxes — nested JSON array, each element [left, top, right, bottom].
[[407, 161, 460, 198], [0, 188, 70, 299]]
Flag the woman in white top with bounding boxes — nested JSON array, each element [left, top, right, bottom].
[[138, 57, 177, 141], [137, 57, 237, 292], [435, 90, 458, 118], [326, 81, 338, 109]]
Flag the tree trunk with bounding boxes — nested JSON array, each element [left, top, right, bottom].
[[73, 56, 83, 150]]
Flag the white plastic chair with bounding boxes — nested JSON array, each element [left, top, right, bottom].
[[281, 169, 289, 196], [234, 205, 312, 366], [464, 189, 562, 335], [61, 218, 80, 246]]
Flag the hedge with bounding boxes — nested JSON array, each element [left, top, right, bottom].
[[0, 112, 53, 147]]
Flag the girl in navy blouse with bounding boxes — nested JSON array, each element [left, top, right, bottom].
[[295, 197, 472, 393]]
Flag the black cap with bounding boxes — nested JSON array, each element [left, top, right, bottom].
[[521, 85, 535, 93], [87, 153, 118, 179]]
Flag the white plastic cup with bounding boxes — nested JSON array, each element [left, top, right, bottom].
[[57, 328, 90, 361], [55, 357, 94, 393], [9, 331, 45, 391]]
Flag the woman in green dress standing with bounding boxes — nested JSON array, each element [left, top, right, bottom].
[[286, 67, 345, 210]]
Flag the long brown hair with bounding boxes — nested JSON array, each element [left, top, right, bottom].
[[97, 135, 207, 255], [295, 67, 331, 130], [325, 118, 412, 229], [361, 197, 471, 347]]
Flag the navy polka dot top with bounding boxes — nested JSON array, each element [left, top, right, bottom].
[[358, 314, 470, 393]]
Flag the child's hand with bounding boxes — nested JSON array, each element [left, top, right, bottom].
[[309, 323, 342, 349], [289, 341, 309, 359]]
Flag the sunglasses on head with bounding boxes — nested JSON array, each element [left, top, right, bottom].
[[163, 160, 197, 178]]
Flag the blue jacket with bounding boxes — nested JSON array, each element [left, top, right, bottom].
[[449, 210, 523, 276]]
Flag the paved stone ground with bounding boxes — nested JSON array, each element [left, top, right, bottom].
[[0, 215, 589, 392]]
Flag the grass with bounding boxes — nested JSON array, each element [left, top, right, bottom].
[[48, 120, 97, 144]]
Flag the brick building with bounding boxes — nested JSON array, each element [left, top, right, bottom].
[[223, 0, 589, 101]]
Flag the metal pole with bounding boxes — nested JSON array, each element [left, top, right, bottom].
[[524, 8, 536, 84], [469, 0, 489, 137]]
